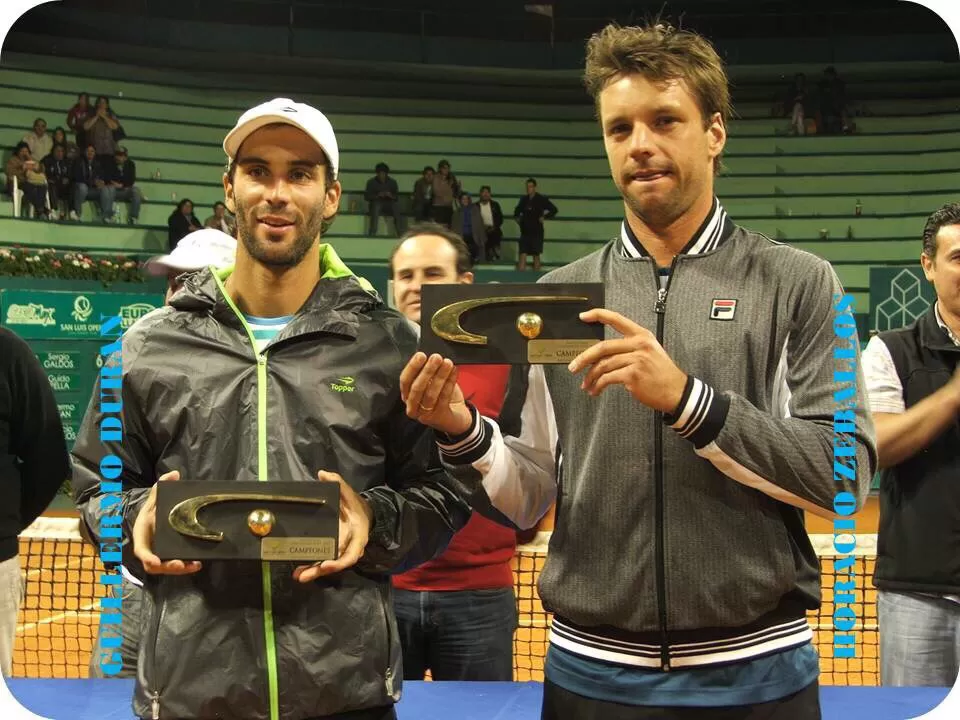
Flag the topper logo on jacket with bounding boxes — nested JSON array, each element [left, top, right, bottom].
[[711, 299, 737, 320], [330, 376, 355, 393]]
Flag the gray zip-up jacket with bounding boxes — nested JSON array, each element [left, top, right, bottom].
[[439, 201, 876, 671]]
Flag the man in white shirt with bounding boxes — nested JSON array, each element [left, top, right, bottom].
[[23, 117, 53, 162], [861, 200, 960, 687], [477, 185, 504, 261]]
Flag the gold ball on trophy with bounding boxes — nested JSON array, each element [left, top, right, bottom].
[[247, 509, 275, 537], [516, 312, 543, 339]]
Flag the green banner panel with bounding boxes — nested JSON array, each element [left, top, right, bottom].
[[0, 289, 163, 340], [868, 266, 936, 333]]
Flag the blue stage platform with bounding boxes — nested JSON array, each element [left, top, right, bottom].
[[3, 679, 952, 719]]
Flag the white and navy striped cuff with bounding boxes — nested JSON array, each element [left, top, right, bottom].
[[436, 405, 493, 464], [665, 376, 729, 449]]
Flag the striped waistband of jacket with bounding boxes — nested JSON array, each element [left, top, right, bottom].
[[549, 613, 813, 670]]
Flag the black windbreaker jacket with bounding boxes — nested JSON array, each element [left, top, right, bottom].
[[72, 246, 472, 720]]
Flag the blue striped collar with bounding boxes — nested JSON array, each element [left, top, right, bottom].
[[244, 314, 294, 326], [619, 197, 733, 259]]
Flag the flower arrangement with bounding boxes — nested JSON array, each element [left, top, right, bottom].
[[0, 246, 145, 285]]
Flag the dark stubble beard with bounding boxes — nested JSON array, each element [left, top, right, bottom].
[[620, 178, 689, 233], [233, 194, 327, 268]]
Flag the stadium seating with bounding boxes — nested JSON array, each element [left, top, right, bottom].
[[2, 52, 960, 338]]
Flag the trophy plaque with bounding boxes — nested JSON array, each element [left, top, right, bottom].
[[418, 283, 605, 365], [154, 481, 339, 562]]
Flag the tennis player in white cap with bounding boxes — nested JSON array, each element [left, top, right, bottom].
[[72, 98, 471, 720]]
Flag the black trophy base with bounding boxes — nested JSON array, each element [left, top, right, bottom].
[[418, 282, 605, 365], [154, 481, 340, 562]]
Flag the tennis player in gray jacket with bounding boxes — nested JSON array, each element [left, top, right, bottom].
[[401, 21, 876, 720]]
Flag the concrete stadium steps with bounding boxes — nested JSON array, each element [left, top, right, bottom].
[[5, 87, 960, 143], [8, 120, 960, 164], [0, 217, 168, 253], [448, 193, 953, 219], [734, 96, 960, 119], [727, 150, 960, 174], [0, 69, 595, 122], [130, 146, 960, 177], [717, 172, 960, 196], [767, 132, 960, 153], [5, 59, 960, 117], [721, 193, 958, 217]]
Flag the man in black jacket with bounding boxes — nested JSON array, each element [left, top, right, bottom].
[[71, 97, 471, 720], [70, 144, 112, 222], [862, 201, 960, 687], [513, 177, 558, 271], [42, 143, 72, 219], [0, 328, 71, 677], [104, 146, 142, 224]]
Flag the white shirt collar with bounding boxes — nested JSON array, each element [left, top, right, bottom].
[[934, 302, 960, 346]]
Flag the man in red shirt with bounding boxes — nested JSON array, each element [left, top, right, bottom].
[[389, 223, 518, 680]]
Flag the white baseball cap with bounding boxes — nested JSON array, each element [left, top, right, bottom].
[[222, 98, 339, 179], [144, 228, 237, 276]]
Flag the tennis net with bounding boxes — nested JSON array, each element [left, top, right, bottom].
[[13, 518, 879, 685], [13, 517, 104, 679]]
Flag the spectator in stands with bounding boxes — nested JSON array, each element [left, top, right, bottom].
[[452, 191, 487, 264], [66, 91, 90, 148], [23, 117, 53, 162], [5, 142, 48, 219], [71, 144, 112, 222], [513, 177, 557, 271], [83, 95, 121, 165], [204, 201, 237, 236], [51, 126, 78, 161], [817, 66, 849, 135], [785, 73, 807, 136], [862, 201, 960, 688], [431, 159, 460, 228], [389, 223, 517, 681], [105, 146, 142, 224], [478, 185, 504, 261], [168, 198, 202, 251], [412, 166, 435, 221], [0, 327, 71, 677], [364, 162, 402, 236], [43, 143, 73, 220]]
